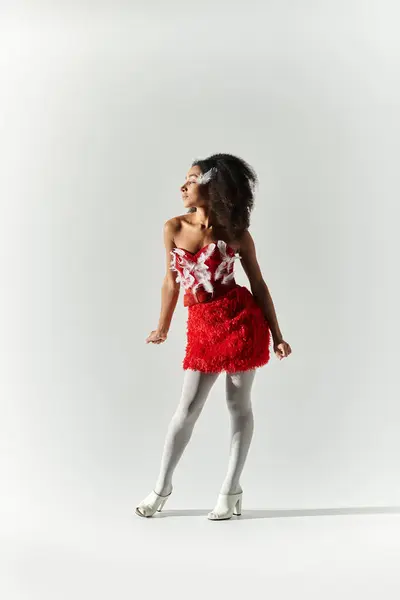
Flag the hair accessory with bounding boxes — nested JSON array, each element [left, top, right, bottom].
[[197, 167, 217, 185]]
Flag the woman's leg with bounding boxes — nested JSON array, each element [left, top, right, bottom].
[[152, 368, 220, 496], [219, 369, 257, 495]]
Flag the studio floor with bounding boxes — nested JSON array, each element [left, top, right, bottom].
[[4, 499, 400, 599]]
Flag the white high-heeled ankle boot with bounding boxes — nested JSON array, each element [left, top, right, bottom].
[[207, 490, 243, 520], [135, 488, 173, 518]]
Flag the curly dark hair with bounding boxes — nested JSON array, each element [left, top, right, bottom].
[[188, 153, 258, 241]]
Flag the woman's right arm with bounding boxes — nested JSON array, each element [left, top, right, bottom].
[[145, 220, 180, 344]]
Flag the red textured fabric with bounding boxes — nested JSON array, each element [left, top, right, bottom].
[[169, 240, 272, 373], [183, 284, 272, 373]]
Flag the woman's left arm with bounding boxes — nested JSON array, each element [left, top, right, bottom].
[[238, 230, 292, 359]]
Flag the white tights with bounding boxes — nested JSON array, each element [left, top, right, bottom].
[[153, 368, 256, 496]]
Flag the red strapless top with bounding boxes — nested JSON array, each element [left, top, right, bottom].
[[170, 240, 241, 307]]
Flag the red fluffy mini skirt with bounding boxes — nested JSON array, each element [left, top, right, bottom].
[[183, 284, 272, 373]]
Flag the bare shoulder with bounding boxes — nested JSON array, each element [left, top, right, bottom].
[[237, 229, 256, 255], [164, 216, 179, 235], [163, 214, 187, 247], [236, 229, 265, 288]]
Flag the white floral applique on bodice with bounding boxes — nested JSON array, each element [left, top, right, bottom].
[[170, 240, 241, 302]]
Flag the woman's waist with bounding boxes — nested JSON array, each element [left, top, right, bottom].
[[183, 280, 239, 307]]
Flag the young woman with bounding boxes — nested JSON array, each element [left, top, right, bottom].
[[135, 153, 291, 520]]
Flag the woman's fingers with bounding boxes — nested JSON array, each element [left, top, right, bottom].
[[145, 331, 167, 344], [274, 341, 292, 359]]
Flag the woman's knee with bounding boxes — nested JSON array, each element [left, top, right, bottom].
[[226, 395, 253, 417], [176, 392, 207, 423]]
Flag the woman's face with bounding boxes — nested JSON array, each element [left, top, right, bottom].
[[180, 165, 208, 210]]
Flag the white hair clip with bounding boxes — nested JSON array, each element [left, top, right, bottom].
[[197, 167, 217, 185]]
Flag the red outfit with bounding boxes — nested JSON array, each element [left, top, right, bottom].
[[170, 240, 272, 373]]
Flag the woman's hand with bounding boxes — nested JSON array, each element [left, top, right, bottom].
[[146, 329, 168, 344], [273, 339, 292, 360]]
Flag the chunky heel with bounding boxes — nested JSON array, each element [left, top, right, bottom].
[[135, 488, 173, 518], [207, 490, 243, 520], [157, 496, 169, 512], [233, 495, 242, 516]]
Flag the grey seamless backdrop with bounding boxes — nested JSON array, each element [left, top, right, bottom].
[[2, 0, 400, 538]]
